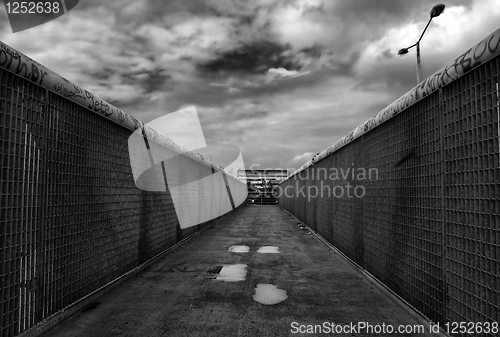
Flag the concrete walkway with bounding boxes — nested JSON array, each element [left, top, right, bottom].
[[40, 205, 439, 337]]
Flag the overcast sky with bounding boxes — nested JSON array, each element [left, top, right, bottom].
[[1, 0, 499, 171]]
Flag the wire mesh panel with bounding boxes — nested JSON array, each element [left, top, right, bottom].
[[314, 155, 334, 242], [1, 68, 47, 337], [362, 89, 446, 324], [327, 139, 367, 266], [441, 56, 500, 327], [37, 91, 146, 320], [279, 51, 500, 333]]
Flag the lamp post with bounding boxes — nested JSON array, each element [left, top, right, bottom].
[[398, 4, 445, 84]]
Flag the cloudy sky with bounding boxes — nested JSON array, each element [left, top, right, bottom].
[[1, 0, 499, 171]]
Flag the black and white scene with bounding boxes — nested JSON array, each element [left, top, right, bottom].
[[1, 1, 499, 336]]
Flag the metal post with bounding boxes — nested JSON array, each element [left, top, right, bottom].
[[35, 88, 50, 323], [416, 41, 422, 84], [495, 81, 500, 169], [438, 88, 447, 323]]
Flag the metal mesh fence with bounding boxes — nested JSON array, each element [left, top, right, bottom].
[[0, 66, 233, 336], [278, 53, 500, 332], [442, 59, 500, 326]]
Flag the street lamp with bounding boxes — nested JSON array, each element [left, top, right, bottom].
[[398, 4, 445, 84]]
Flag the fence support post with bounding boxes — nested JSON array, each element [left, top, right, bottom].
[[35, 88, 50, 323], [438, 88, 448, 322]]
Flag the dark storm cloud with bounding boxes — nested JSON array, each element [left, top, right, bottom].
[[198, 41, 300, 74], [299, 45, 324, 58]]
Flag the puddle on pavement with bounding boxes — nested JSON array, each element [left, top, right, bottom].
[[253, 284, 288, 305], [228, 245, 250, 253], [209, 264, 248, 282], [257, 246, 280, 253]]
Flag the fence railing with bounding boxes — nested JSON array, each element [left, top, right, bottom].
[[0, 42, 246, 336], [279, 28, 500, 333]]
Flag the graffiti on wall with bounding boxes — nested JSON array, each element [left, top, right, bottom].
[[301, 27, 500, 180], [50, 76, 142, 130], [53, 82, 86, 100], [0, 43, 48, 85]]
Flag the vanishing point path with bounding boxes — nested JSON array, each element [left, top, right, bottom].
[[39, 205, 437, 337]]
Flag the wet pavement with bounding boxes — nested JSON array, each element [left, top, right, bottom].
[[39, 205, 439, 337]]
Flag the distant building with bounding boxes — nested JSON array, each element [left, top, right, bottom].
[[237, 169, 287, 193]]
